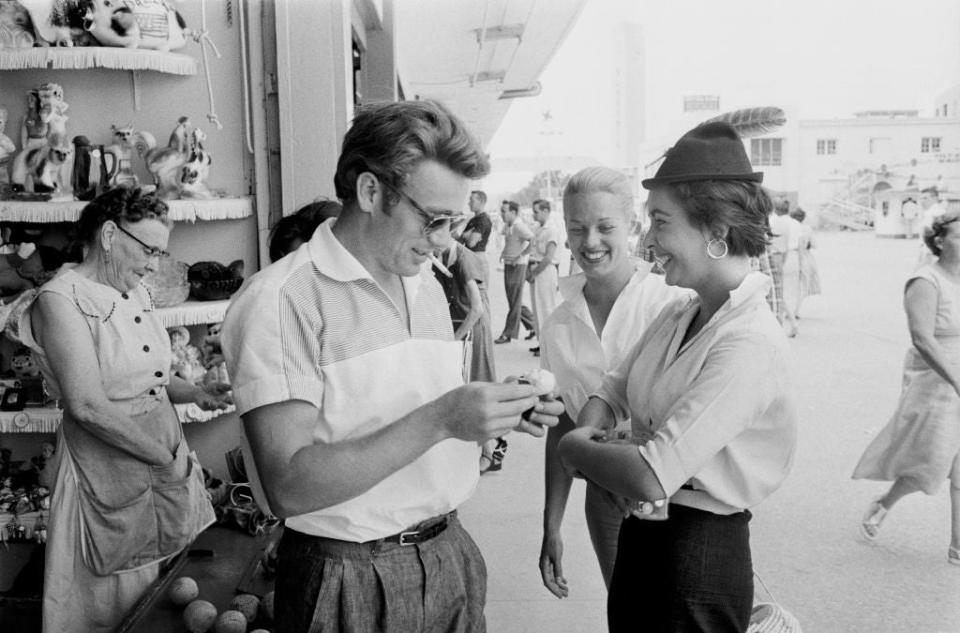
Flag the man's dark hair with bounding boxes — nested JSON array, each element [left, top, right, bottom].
[[507, 201, 519, 213], [334, 100, 490, 207], [921, 186, 939, 197], [533, 199, 551, 212], [471, 190, 487, 205]]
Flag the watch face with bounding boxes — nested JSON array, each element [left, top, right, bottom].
[[13, 412, 28, 428]]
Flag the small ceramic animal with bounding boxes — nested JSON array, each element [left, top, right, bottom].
[[0, 105, 16, 184], [81, 0, 139, 47], [10, 346, 39, 378], [0, 0, 37, 48], [135, 116, 191, 199], [11, 132, 73, 193], [179, 127, 213, 199], [17, 0, 88, 46], [107, 123, 140, 187]]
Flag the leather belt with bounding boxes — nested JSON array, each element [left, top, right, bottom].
[[382, 513, 451, 546]]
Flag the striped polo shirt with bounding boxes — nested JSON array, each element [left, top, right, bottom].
[[222, 219, 479, 542]]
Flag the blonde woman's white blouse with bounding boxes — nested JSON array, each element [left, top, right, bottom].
[[540, 262, 688, 423]]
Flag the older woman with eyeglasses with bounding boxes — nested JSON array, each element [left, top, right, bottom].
[[17, 186, 229, 632], [558, 123, 797, 632]]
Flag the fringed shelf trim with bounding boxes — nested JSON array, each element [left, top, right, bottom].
[[0, 408, 62, 433], [155, 300, 229, 328], [0, 48, 197, 75], [0, 402, 236, 432], [167, 197, 254, 223], [174, 403, 236, 424], [0, 197, 253, 223]]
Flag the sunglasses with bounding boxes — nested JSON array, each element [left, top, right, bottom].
[[380, 180, 468, 236], [115, 223, 170, 259]]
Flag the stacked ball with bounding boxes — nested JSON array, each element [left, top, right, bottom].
[[169, 575, 275, 632]]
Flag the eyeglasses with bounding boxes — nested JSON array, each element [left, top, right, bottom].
[[380, 180, 468, 236], [115, 223, 170, 259]]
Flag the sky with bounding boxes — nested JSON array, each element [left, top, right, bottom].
[[484, 0, 960, 197]]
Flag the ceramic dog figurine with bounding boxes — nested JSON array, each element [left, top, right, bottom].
[[136, 116, 192, 199], [10, 132, 72, 193], [179, 127, 213, 199]]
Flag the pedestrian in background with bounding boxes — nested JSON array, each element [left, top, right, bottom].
[[525, 199, 561, 357], [495, 201, 536, 344], [790, 207, 821, 317], [853, 209, 960, 566]]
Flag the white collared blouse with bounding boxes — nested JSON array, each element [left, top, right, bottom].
[[594, 272, 797, 515]]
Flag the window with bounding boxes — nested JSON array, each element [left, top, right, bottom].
[[751, 138, 782, 166], [921, 137, 942, 153], [816, 139, 837, 155]]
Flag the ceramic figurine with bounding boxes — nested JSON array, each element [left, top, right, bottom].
[[126, 0, 188, 51], [10, 131, 72, 193], [136, 116, 192, 199], [107, 123, 140, 187], [10, 346, 39, 378], [17, 0, 88, 46], [169, 325, 205, 385], [0, 105, 15, 185], [179, 127, 213, 199], [0, 0, 37, 49], [80, 0, 139, 47]]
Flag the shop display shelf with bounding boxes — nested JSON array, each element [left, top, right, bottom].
[[155, 299, 230, 328], [0, 403, 235, 433], [0, 196, 254, 224], [0, 48, 197, 75]]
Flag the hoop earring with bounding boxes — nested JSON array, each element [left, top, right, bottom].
[[706, 238, 728, 259]]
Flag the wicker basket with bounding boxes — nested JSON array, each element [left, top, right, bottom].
[[747, 603, 802, 633], [142, 260, 191, 308], [189, 277, 243, 301]]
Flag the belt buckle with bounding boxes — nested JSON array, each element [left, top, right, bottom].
[[398, 530, 418, 546]]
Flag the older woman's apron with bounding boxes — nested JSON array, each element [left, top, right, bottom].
[[43, 391, 214, 633]]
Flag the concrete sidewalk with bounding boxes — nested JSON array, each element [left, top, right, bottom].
[[460, 231, 960, 633]]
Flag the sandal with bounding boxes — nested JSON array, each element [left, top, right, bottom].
[[949, 547, 960, 566], [859, 498, 888, 541]]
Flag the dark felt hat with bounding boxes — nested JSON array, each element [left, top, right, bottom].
[[642, 122, 763, 189]]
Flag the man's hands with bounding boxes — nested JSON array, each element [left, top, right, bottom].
[[432, 382, 560, 443]]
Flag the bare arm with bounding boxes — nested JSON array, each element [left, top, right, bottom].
[[166, 374, 233, 410], [32, 292, 173, 465], [905, 278, 960, 395], [463, 230, 481, 249], [243, 382, 561, 518], [558, 397, 665, 502], [529, 242, 557, 279], [453, 279, 484, 340]]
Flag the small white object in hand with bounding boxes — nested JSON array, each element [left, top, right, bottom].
[[519, 368, 556, 397]]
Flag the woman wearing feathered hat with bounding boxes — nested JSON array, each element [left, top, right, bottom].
[[557, 122, 798, 632]]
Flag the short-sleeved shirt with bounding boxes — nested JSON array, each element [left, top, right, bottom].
[[222, 219, 479, 542], [540, 263, 688, 424], [501, 220, 534, 265], [530, 223, 560, 264], [768, 214, 801, 253], [461, 212, 493, 253], [595, 272, 797, 515]]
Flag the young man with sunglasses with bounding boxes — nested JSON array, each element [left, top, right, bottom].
[[223, 100, 562, 633]]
